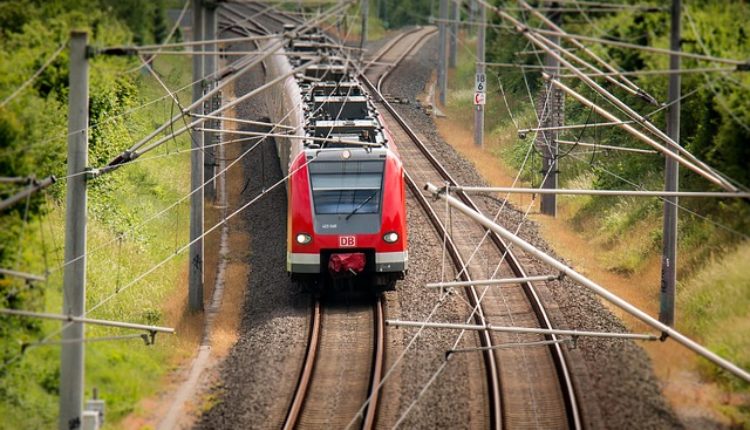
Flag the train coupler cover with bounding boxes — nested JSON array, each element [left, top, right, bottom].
[[328, 253, 366, 276]]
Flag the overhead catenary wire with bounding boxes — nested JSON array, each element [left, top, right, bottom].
[[517, 0, 660, 105], [545, 75, 738, 189], [36, 2, 358, 288], [104, 0, 353, 167], [490, 2, 741, 191], [384, 10, 750, 421], [120, 0, 191, 75], [424, 182, 750, 383], [684, 9, 750, 134], [516, 22, 750, 67], [348, 27, 561, 428], [555, 139, 657, 154], [0, 40, 68, 108], [1, 0, 361, 371]]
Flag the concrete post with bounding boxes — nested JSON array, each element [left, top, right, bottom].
[[360, 0, 369, 52], [189, 0, 205, 311], [660, 0, 681, 326], [539, 1, 561, 216], [204, 1, 217, 202], [449, 0, 458, 68], [60, 30, 89, 430], [474, 1, 485, 147], [438, 0, 448, 105]]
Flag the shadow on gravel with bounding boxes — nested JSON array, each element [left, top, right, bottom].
[[195, 65, 313, 429]]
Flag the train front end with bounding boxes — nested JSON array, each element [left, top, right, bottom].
[[287, 146, 407, 291]]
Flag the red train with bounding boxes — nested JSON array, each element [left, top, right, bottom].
[[266, 30, 408, 291]]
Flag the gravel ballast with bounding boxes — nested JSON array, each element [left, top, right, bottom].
[[383, 35, 683, 429], [195, 28, 683, 430]]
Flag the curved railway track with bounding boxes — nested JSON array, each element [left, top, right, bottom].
[[220, 5, 582, 428], [361, 29, 583, 430]]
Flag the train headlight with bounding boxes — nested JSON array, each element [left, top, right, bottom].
[[383, 232, 399, 243], [296, 233, 312, 244], [341, 150, 351, 159]]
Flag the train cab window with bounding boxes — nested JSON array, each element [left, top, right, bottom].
[[309, 160, 384, 216]]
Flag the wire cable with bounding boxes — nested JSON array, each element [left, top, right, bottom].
[[0, 40, 68, 108]]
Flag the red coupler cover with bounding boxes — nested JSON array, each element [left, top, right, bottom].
[[328, 253, 366, 274]]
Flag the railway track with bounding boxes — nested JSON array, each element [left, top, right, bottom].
[[283, 297, 385, 430], [361, 29, 582, 429], [219, 6, 581, 427]]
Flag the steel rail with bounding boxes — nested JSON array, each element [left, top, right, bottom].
[[244, 7, 385, 428], [281, 296, 386, 430], [375, 27, 438, 93], [282, 299, 321, 430], [402, 169, 504, 430], [360, 33, 582, 429], [359, 34, 504, 430], [363, 298, 385, 430]]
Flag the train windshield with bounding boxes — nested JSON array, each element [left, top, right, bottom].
[[309, 160, 384, 215]]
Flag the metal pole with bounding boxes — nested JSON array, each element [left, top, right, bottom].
[[660, 0, 681, 327], [539, 1, 561, 216], [426, 275, 558, 289], [449, 0, 458, 68], [1, 309, 175, 334], [189, 0, 204, 312], [60, 30, 88, 430], [438, 0, 448, 105], [424, 182, 750, 383], [0, 176, 56, 212], [204, 1, 217, 202], [360, 0, 369, 51], [451, 186, 750, 198], [474, 1, 485, 147], [387, 320, 659, 341]]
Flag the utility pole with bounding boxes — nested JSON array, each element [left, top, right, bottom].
[[473, 0, 486, 147], [438, 0, 448, 105], [189, 0, 205, 311], [449, 0, 458, 68], [469, 0, 478, 35], [360, 0, 369, 52], [204, 1, 217, 202], [539, 1, 562, 216], [60, 30, 88, 430], [660, 0, 681, 327]]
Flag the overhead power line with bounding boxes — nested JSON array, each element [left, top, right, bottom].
[[524, 26, 750, 67], [0, 41, 67, 108], [487, 0, 741, 191]]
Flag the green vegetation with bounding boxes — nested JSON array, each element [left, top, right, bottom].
[[0, 1, 194, 428], [439, 0, 750, 416], [679, 242, 750, 425]]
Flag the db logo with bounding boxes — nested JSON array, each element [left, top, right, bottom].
[[339, 236, 356, 247]]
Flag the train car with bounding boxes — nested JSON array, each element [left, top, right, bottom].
[[266, 29, 408, 291]]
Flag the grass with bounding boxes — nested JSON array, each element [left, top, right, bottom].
[[679, 242, 750, 388], [0, 54, 195, 429]]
